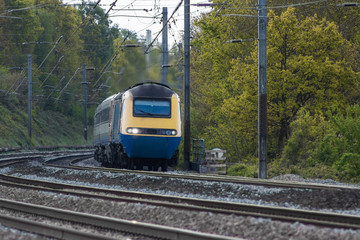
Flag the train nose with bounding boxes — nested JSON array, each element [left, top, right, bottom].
[[121, 134, 181, 159]]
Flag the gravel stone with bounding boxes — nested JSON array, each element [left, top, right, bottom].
[[0, 159, 359, 239]]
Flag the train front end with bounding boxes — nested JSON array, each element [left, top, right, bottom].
[[120, 83, 181, 166]]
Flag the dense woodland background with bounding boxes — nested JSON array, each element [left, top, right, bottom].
[[0, 0, 359, 182]]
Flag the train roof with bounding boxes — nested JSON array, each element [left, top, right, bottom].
[[128, 82, 174, 98]]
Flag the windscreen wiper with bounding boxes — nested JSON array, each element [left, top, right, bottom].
[[135, 108, 154, 116]]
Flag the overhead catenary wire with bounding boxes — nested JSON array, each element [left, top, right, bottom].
[[55, 68, 81, 101], [40, 56, 65, 88], [37, 35, 63, 70], [86, 0, 210, 101], [268, 0, 331, 9], [144, 0, 183, 53], [1, 0, 232, 99], [58, 0, 101, 50], [3, 0, 102, 97], [91, 32, 131, 89]]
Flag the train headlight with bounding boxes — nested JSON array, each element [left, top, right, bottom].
[[127, 128, 140, 134], [126, 128, 177, 136], [132, 128, 140, 134], [165, 130, 177, 135]]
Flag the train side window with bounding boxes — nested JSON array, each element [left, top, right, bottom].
[[95, 113, 99, 125], [121, 100, 126, 118], [101, 108, 110, 123], [119, 102, 122, 118], [112, 103, 120, 133]]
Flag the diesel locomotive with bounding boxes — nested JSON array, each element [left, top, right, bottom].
[[93, 82, 181, 171]]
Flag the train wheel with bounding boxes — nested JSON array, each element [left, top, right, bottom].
[[118, 150, 127, 169], [94, 147, 100, 162], [136, 163, 143, 170], [127, 158, 134, 170], [161, 159, 168, 172], [102, 152, 110, 168], [153, 163, 160, 171], [169, 150, 179, 167]]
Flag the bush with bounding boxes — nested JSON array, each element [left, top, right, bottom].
[[273, 106, 360, 183], [334, 153, 360, 182], [228, 159, 258, 178], [281, 108, 332, 167]]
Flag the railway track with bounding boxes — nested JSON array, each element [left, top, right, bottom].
[[0, 198, 239, 240], [0, 150, 359, 239], [6, 148, 352, 192], [0, 161, 359, 230], [64, 156, 360, 191]]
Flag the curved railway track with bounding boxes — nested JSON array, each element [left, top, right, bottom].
[[0, 151, 359, 239], [64, 155, 360, 191]]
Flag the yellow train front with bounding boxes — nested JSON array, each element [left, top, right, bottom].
[[94, 82, 181, 171]]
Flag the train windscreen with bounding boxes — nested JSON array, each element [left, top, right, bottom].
[[133, 99, 171, 117]]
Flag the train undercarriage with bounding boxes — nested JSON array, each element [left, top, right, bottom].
[[94, 143, 178, 171]]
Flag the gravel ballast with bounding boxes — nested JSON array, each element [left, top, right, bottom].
[[0, 159, 359, 239]]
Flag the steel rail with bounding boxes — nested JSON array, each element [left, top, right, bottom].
[[2, 148, 360, 191], [0, 198, 241, 240], [1, 153, 360, 230], [0, 213, 118, 240], [0, 173, 359, 230], [0, 145, 92, 153], [63, 158, 360, 191]]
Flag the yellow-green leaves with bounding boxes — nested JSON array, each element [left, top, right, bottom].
[[191, 5, 358, 164]]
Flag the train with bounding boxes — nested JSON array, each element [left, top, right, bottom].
[[93, 82, 182, 171]]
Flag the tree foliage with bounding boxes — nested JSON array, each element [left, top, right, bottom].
[[1, 0, 360, 182], [0, 0, 154, 114], [192, 1, 360, 181], [266, 8, 357, 153]]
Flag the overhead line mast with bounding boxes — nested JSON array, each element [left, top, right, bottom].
[[184, 0, 190, 170], [258, 0, 267, 179]]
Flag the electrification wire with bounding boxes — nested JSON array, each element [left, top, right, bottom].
[[91, 32, 131, 89], [131, 3, 157, 24], [58, 0, 101, 51], [7, 1, 100, 99], [104, 0, 118, 18], [40, 0, 104, 101], [40, 55, 64, 88], [37, 35, 63, 70], [109, 14, 160, 18], [268, 0, 331, 9], [4, 0, 210, 100], [5, 3, 49, 13], [144, 0, 183, 53], [46, 76, 65, 100]]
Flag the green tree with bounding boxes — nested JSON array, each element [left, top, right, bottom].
[[0, 0, 8, 65], [109, 35, 146, 92], [41, 2, 83, 113], [191, 0, 257, 162], [78, 3, 120, 67], [1, 0, 43, 65], [191, 6, 358, 165], [266, 8, 357, 154]]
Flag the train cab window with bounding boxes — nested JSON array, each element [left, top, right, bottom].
[[133, 99, 171, 118]]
